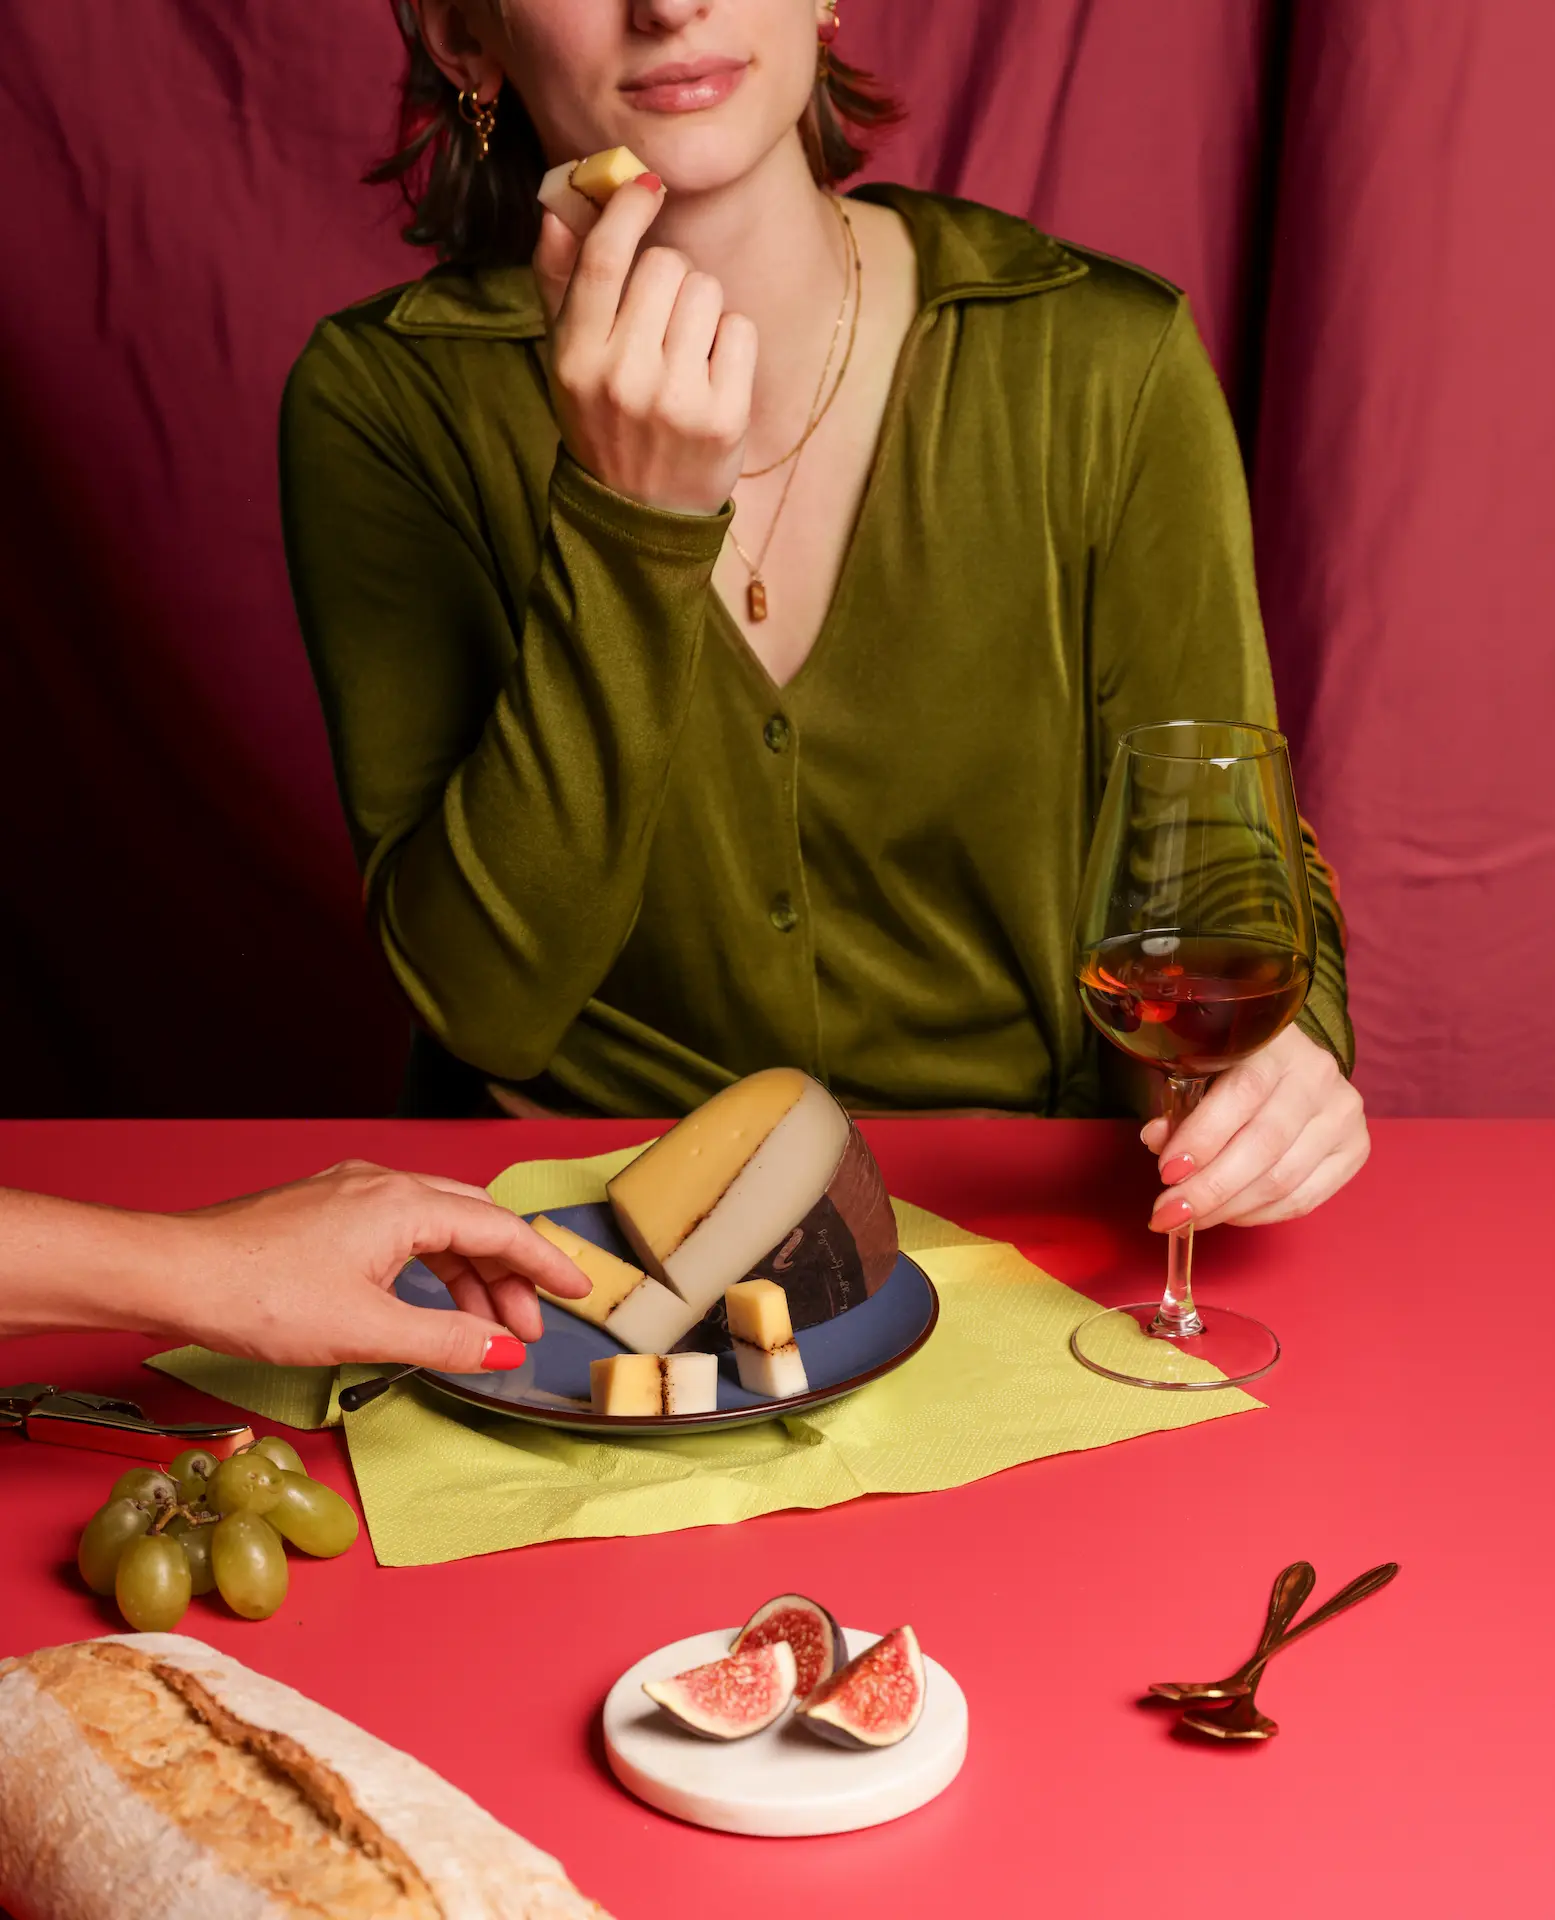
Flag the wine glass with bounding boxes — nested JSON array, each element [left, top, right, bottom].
[[1070, 721, 1317, 1390]]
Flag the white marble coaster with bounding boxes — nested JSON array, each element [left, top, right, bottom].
[[603, 1626, 969, 1837]]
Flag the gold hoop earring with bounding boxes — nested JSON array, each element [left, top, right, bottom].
[[458, 87, 499, 163], [817, 2, 840, 80]]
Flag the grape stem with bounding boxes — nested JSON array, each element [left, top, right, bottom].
[[151, 1502, 219, 1536]]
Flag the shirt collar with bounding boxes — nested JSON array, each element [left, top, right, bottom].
[[383, 181, 1090, 343], [385, 183, 1087, 341]]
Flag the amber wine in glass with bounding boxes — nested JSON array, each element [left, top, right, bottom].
[[1070, 721, 1317, 1389]]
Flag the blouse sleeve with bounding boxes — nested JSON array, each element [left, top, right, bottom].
[[1087, 298, 1354, 1073], [279, 319, 729, 1081]]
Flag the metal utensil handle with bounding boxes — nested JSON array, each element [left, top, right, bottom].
[[1266, 1561, 1401, 1660], [338, 1367, 420, 1413], [1253, 1561, 1318, 1661]]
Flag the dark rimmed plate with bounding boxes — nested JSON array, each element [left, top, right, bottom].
[[394, 1203, 939, 1436]]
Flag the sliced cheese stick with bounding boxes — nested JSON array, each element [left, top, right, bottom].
[[531, 1215, 700, 1355], [589, 1352, 719, 1417], [537, 146, 649, 238], [732, 1337, 810, 1399]]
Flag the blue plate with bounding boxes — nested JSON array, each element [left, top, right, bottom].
[[395, 1202, 939, 1436]]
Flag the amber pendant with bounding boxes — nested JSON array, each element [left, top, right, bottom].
[[747, 578, 769, 623]]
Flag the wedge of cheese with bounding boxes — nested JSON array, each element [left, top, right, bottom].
[[537, 146, 649, 238], [726, 1279, 810, 1400], [589, 1352, 718, 1417], [530, 1215, 701, 1354], [606, 1068, 898, 1351]]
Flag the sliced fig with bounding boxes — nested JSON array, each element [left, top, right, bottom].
[[643, 1640, 798, 1740], [730, 1593, 847, 1701], [794, 1625, 925, 1749]]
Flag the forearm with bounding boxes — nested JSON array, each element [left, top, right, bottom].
[[0, 1189, 192, 1338], [372, 457, 728, 1078]]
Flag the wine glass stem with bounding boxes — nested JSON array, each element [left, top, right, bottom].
[[1152, 1075, 1209, 1339]]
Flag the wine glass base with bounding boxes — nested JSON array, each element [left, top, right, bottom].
[[1069, 1303, 1280, 1390]]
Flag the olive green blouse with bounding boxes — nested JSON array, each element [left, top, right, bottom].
[[280, 184, 1352, 1117]]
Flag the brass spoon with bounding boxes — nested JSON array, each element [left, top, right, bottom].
[[1181, 1561, 1401, 1741], [1150, 1559, 1316, 1703]]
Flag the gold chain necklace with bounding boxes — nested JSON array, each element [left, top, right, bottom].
[[727, 198, 862, 623]]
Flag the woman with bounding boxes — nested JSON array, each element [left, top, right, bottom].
[[282, 0, 1368, 1234]]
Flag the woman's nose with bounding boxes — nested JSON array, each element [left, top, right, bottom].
[[630, 0, 715, 33]]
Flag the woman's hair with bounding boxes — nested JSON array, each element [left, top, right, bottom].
[[367, 2, 904, 267]]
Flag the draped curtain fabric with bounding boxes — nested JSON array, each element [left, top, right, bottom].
[[2, 1, 1548, 1117]]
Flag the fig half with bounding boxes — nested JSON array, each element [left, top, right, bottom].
[[730, 1592, 847, 1701], [643, 1640, 797, 1740], [794, 1625, 925, 1749]]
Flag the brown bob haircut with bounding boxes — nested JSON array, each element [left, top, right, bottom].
[[369, 1, 904, 267]]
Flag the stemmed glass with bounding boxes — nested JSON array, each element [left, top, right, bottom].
[[1069, 722, 1317, 1390]]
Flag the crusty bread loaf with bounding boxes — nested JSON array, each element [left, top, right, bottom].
[[0, 1635, 611, 1920]]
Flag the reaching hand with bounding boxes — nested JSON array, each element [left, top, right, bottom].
[[156, 1161, 593, 1370], [1142, 1025, 1370, 1232]]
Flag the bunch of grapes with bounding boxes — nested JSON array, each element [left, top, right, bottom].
[[76, 1435, 359, 1631]]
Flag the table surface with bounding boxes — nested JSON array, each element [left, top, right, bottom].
[[0, 1117, 1548, 1918]]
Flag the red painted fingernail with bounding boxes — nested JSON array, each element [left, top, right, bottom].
[[482, 1335, 527, 1372], [1150, 1196, 1194, 1230], [635, 172, 664, 193], [1161, 1154, 1195, 1185]]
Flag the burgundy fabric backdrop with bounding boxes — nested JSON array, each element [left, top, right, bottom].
[[3, 1, 1550, 1118]]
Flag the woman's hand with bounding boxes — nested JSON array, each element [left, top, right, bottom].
[[532, 178, 757, 515], [1142, 1026, 1370, 1232], [154, 1162, 593, 1370]]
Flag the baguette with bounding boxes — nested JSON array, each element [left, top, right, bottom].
[[0, 1635, 611, 1920]]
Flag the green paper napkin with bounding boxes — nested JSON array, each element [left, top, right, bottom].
[[148, 1147, 1259, 1565]]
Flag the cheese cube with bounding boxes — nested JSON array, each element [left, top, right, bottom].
[[660, 1352, 718, 1416], [725, 1279, 794, 1352], [607, 1069, 898, 1340], [589, 1354, 662, 1417], [537, 146, 648, 238], [531, 1215, 701, 1354], [588, 1352, 719, 1417], [733, 1338, 810, 1400]]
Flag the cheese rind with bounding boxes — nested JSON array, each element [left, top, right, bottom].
[[536, 146, 649, 238], [733, 1338, 810, 1400], [530, 1215, 700, 1354]]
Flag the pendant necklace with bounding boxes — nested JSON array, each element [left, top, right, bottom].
[[727, 196, 862, 623]]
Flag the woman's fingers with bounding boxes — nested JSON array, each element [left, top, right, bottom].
[[660, 270, 727, 373], [1183, 1116, 1337, 1231], [484, 1275, 547, 1346], [1149, 1077, 1314, 1232], [400, 1188, 593, 1298], [708, 310, 759, 420], [1228, 1144, 1367, 1228], [556, 174, 665, 341], [531, 210, 583, 328], [1154, 1053, 1283, 1176]]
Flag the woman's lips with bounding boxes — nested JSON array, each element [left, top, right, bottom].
[[621, 61, 748, 115]]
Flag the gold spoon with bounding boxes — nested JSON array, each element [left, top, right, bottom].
[[1150, 1559, 1316, 1703], [1181, 1561, 1401, 1741]]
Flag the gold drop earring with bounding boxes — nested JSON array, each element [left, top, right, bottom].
[[458, 87, 499, 162]]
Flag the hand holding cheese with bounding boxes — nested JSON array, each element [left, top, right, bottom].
[[537, 147, 650, 238], [531, 157, 756, 517]]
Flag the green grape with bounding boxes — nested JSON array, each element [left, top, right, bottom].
[[211, 1512, 288, 1620], [167, 1515, 218, 1596], [78, 1498, 153, 1595], [168, 1447, 221, 1503], [108, 1467, 179, 1514], [115, 1534, 192, 1632], [209, 1452, 283, 1517], [266, 1472, 359, 1559], [250, 1436, 306, 1477]]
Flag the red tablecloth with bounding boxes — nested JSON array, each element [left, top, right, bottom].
[[0, 1119, 1547, 1916]]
